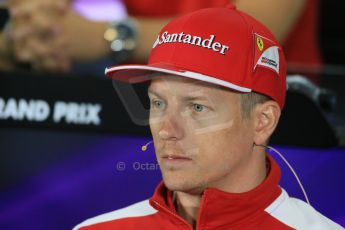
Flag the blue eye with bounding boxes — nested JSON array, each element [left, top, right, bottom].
[[193, 104, 206, 112], [152, 99, 166, 110]]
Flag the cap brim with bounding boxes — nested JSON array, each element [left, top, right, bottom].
[[105, 64, 251, 93]]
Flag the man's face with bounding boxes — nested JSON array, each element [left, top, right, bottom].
[[148, 76, 256, 194]]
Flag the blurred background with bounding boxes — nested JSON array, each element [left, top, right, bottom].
[[0, 0, 345, 229]]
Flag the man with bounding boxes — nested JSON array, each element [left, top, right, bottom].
[[74, 5, 343, 230]]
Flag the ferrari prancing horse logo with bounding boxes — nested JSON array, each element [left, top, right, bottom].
[[257, 37, 264, 51]]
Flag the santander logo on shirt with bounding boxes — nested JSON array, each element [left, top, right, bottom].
[[152, 31, 230, 55]]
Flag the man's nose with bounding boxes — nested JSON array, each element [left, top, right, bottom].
[[158, 112, 184, 140]]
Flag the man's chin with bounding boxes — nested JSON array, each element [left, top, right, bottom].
[[163, 179, 204, 195]]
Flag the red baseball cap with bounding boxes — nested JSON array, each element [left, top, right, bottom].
[[105, 4, 287, 108]]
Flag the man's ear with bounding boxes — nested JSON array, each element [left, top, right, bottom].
[[252, 100, 281, 145]]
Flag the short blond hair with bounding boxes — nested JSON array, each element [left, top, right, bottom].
[[240, 92, 271, 119]]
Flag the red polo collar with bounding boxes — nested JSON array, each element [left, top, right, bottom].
[[149, 154, 282, 229]]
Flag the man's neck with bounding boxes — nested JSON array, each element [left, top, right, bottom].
[[174, 191, 201, 227], [173, 153, 268, 227]]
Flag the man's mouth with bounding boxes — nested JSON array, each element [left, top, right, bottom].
[[163, 155, 191, 160], [161, 153, 193, 168]]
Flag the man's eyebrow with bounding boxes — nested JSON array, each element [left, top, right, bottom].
[[148, 88, 163, 98], [182, 90, 213, 101], [148, 88, 211, 101], [182, 95, 211, 102]]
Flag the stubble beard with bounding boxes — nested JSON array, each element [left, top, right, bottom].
[[161, 169, 206, 195]]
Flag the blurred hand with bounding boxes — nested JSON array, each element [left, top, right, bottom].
[[8, 0, 70, 71], [8, 0, 109, 73]]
